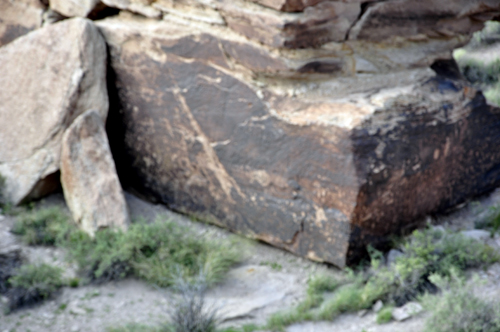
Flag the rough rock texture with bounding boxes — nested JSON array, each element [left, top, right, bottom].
[[85, 0, 500, 49], [0, 18, 108, 205], [5, 0, 500, 266], [98, 14, 500, 267], [61, 110, 129, 236], [49, 0, 100, 18], [0, 0, 45, 47]]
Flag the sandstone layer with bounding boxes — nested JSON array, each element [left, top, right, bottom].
[[0, 18, 108, 205], [61, 110, 130, 236]]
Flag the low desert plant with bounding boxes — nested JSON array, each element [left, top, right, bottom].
[[168, 271, 219, 332], [376, 306, 393, 324], [267, 274, 341, 330], [5, 263, 63, 312], [476, 204, 500, 234], [266, 227, 499, 330], [11, 207, 240, 287], [10, 206, 71, 245], [422, 273, 500, 332]]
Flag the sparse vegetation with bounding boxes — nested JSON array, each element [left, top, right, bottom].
[[11, 207, 240, 286], [422, 273, 500, 332], [376, 306, 393, 324], [475, 204, 500, 235], [220, 324, 260, 332], [5, 263, 63, 312], [168, 272, 219, 332], [454, 21, 500, 107], [266, 227, 499, 330], [11, 206, 71, 245], [259, 261, 282, 271], [267, 274, 341, 330]]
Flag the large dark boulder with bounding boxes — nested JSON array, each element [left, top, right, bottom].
[[98, 17, 500, 267]]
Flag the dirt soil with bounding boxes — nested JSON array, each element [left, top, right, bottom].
[[2, 189, 500, 332]]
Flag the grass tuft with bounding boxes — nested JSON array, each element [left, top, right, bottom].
[[6, 263, 63, 312], [168, 271, 218, 332], [266, 274, 340, 331], [11, 207, 240, 287], [266, 227, 498, 330], [10, 206, 71, 245], [376, 306, 393, 324], [422, 274, 500, 332]]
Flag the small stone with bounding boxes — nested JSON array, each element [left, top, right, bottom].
[[392, 302, 423, 322], [69, 303, 86, 316], [71, 325, 80, 332], [373, 300, 383, 313], [358, 309, 368, 317], [461, 229, 491, 242]]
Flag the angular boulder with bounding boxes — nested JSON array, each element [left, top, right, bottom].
[[0, 0, 45, 47], [61, 110, 130, 236], [98, 15, 500, 267], [48, 0, 100, 18], [0, 18, 108, 205]]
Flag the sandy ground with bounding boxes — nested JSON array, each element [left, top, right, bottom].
[[2, 188, 500, 332]]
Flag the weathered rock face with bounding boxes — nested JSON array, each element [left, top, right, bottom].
[[98, 13, 500, 266], [49, 0, 100, 18], [0, 18, 108, 205], [87, 0, 500, 49], [3, 0, 500, 265], [61, 110, 130, 236], [0, 0, 45, 47]]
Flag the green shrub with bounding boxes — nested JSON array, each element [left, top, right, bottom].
[[11, 208, 240, 287], [477, 204, 500, 234], [267, 310, 313, 332], [6, 263, 63, 311], [423, 275, 500, 332], [376, 306, 393, 324], [266, 274, 340, 331], [11, 206, 71, 245], [168, 272, 219, 332], [266, 227, 498, 330], [458, 59, 500, 86]]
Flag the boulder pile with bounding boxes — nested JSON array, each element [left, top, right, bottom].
[[1, 0, 500, 266]]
